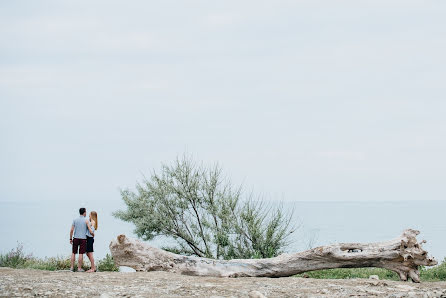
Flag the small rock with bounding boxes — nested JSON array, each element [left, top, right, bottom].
[[118, 266, 136, 273], [369, 275, 379, 280], [248, 290, 266, 298], [370, 280, 380, 286]]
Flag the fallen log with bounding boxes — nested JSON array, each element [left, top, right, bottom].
[[109, 229, 437, 282]]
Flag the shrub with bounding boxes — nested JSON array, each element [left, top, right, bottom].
[[0, 243, 32, 268], [0, 244, 118, 272], [97, 254, 119, 272], [420, 258, 446, 281], [114, 155, 294, 260]]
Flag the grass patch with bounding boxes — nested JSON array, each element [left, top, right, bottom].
[[0, 243, 32, 268], [0, 243, 118, 272], [295, 267, 399, 280], [97, 254, 119, 272], [295, 259, 446, 281], [420, 259, 446, 281]]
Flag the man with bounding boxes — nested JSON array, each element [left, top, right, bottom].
[[70, 207, 94, 272]]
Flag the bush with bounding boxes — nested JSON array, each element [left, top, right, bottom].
[[97, 254, 118, 272], [0, 244, 118, 272], [420, 258, 446, 281], [0, 243, 32, 268], [114, 155, 294, 260], [29, 256, 91, 271]]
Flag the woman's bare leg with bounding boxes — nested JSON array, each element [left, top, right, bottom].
[[86, 252, 96, 272]]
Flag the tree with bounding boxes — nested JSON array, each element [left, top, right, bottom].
[[110, 229, 438, 282], [114, 155, 294, 260]]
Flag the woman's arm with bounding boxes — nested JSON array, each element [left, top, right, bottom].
[[86, 220, 95, 237]]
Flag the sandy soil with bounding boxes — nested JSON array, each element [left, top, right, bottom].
[[0, 267, 445, 297]]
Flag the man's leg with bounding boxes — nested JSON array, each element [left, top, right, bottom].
[[78, 253, 83, 270], [70, 253, 75, 270], [77, 239, 87, 271]]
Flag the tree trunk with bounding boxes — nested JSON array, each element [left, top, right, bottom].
[[109, 229, 437, 282]]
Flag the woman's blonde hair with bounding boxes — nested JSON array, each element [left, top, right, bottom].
[[90, 211, 98, 230]]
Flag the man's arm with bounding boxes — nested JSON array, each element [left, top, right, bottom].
[[70, 225, 74, 244], [86, 220, 94, 237]]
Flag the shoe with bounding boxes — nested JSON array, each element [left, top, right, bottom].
[[69, 268, 74, 272], [77, 268, 85, 272]]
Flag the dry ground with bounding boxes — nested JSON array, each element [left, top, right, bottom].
[[0, 268, 445, 297]]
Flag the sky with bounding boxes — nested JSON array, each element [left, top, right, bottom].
[[1, 1, 446, 203]]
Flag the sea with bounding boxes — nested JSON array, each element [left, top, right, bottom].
[[0, 200, 444, 263]]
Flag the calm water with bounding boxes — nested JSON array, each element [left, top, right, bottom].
[[0, 200, 444, 262]]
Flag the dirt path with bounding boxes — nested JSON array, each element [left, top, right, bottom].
[[0, 268, 445, 297]]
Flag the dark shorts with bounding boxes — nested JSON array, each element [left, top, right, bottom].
[[86, 236, 94, 253], [72, 238, 87, 254]]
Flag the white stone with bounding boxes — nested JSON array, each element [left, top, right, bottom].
[[118, 266, 136, 273]]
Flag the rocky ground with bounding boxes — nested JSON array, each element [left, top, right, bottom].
[[0, 268, 445, 297]]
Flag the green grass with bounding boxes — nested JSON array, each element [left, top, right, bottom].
[[97, 254, 119, 272], [0, 243, 118, 272], [0, 243, 32, 268], [295, 259, 446, 282], [420, 260, 446, 281], [295, 267, 400, 280]]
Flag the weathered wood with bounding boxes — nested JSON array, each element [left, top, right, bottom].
[[109, 229, 437, 282]]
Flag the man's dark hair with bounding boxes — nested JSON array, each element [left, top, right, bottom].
[[79, 207, 86, 215]]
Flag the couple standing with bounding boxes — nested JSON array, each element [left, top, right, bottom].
[[70, 207, 98, 272]]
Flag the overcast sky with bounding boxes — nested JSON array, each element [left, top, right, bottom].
[[1, 1, 445, 203]]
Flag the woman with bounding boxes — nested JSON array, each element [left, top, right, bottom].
[[86, 211, 98, 272]]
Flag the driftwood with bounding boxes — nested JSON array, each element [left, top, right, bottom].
[[109, 229, 437, 282]]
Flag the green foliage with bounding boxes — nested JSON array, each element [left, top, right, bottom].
[[296, 267, 399, 280], [114, 155, 294, 260], [97, 254, 119, 272], [420, 258, 446, 281], [21, 256, 73, 271], [295, 259, 446, 281], [0, 244, 118, 272], [0, 243, 30, 268]]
